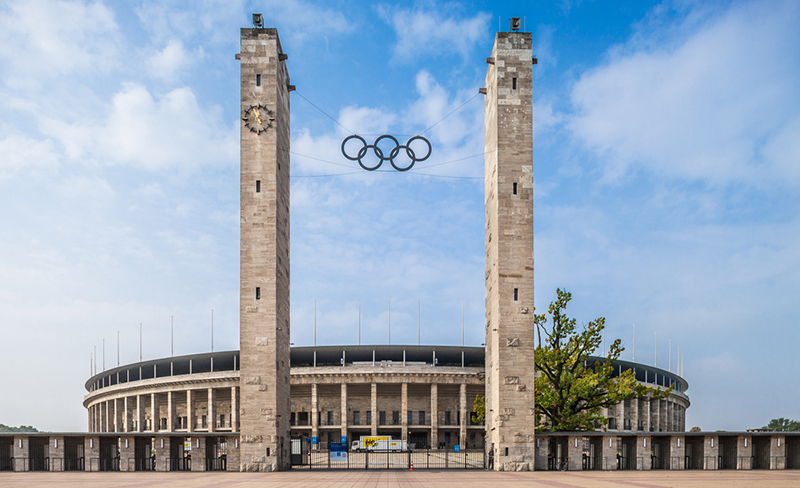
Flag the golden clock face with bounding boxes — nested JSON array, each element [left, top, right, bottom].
[[242, 104, 275, 134]]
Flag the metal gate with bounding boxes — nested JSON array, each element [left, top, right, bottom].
[[291, 447, 484, 470]]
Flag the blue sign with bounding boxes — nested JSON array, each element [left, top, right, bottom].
[[341, 436, 347, 444], [330, 442, 348, 461], [454, 445, 460, 453], [312, 436, 318, 445]]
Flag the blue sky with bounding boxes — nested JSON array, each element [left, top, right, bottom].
[[0, 0, 798, 432]]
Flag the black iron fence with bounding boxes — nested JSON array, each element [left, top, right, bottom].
[[169, 457, 191, 471], [206, 457, 226, 471], [292, 448, 485, 470]]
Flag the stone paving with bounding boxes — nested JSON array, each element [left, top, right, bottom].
[[1, 471, 800, 488]]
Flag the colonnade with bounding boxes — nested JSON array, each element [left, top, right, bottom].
[[87, 386, 239, 434], [604, 395, 688, 433], [294, 380, 483, 450]]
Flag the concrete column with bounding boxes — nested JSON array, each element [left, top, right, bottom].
[[642, 397, 651, 432], [112, 399, 118, 432], [661, 400, 667, 432], [120, 436, 135, 472], [370, 383, 377, 436], [602, 435, 617, 471], [85, 436, 99, 472], [534, 436, 549, 470], [341, 383, 348, 443], [187, 390, 194, 433], [771, 435, 786, 469], [616, 401, 624, 431], [231, 386, 238, 432], [51, 436, 65, 472], [459, 383, 467, 449], [123, 397, 129, 433], [13, 437, 28, 471], [704, 435, 719, 469], [670, 435, 685, 470], [311, 383, 319, 447], [208, 388, 215, 432], [738, 435, 752, 469], [401, 383, 408, 442], [668, 401, 674, 432], [151, 393, 157, 432], [637, 436, 652, 470], [167, 391, 174, 433], [154, 436, 169, 472], [137, 395, 143, 432], [226, 436, 240, 471], [630, 397, 639, 431], [430, 383, 438, 449], [567, 435, 582, 471], [190, 437, 206, 472]]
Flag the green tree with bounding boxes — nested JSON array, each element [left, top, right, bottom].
[[0, 424, 38, 432], [764, 418, 800, 432], [534, 289, 671, 431], [471, 395, 485, 424]]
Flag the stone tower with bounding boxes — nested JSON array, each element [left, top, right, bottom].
[[237, 27, 291, 471], [483, 30, 535, 471]]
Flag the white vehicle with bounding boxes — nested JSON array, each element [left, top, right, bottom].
[[351, 436, 408, 452]]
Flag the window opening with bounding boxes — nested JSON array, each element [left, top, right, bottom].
[[512, 78, 517, 90], [256, 74, 261, 86], [514, 288, 519, 301], [513, 182, 517, 194], [256, 287, 260, 300], [256, 180, 261, 192]]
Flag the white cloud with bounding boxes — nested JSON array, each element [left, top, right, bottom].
[[135, 0, 351, 46], [0, 134, 60, 179], [0, 0, 120, 88], [377, 6, 491, 63], [41, 83, 237, 171], [146, 39, 204, 82], [567, 1, 800, 186]]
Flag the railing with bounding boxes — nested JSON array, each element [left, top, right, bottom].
[[292, 448, 485, 470], [12, 457, 29, 472], [206, 457, 226, 471], [737, 456, 754, 470], [548, 457, 569, 471], [770, 456, 786, 470], [89, 457, 119, 471], [168, 457, 191, 471], [582, 455, 598, 470], [127, 457, 155, 471]]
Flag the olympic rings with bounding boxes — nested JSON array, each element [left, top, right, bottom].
[[341, 134, 432, 172]]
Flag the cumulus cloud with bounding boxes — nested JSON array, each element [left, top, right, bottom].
[[0, 0, 120, 88], [146, 39, 205, 82], [0, 134, 60, 179], [567, 1, 800, 186], [377, 5, 491, 63], [39, 83, 236, 171]]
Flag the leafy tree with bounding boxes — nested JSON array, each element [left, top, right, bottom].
[[689, 426, 702, 432], [534, 289, 671, 431], [471, 395, 485, 424], [764, 418, 800, 432], [0, 424, 38, 432]]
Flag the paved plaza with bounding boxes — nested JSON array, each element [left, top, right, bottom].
[[1, 471, 800, 488]]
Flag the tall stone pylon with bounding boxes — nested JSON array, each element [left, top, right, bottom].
[[237, 27, 291, 471], [483, 29, 535, 471]]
